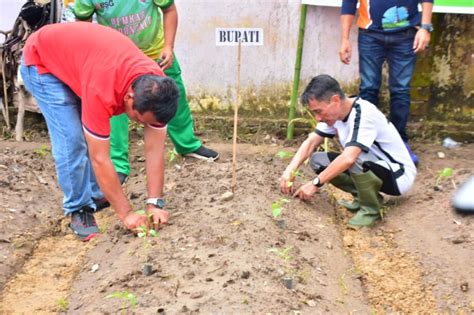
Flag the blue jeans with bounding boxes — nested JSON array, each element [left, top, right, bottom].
[[20, 60, 103, 215], [358, 28, 417, 142]]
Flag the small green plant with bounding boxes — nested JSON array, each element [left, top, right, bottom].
[[275, 150, 295, 159], [271, 198, 290, 219], [268, 245, 296, 277], [288, 107, 318, 130], [287, 169, 303, 188], [134, 210, 159, 263], [33, 145, 50, 158], [56, 296, 69, 312], [167, 148, 179, 163], [106, 291, 137, 314], [435, 167, 453, 186]]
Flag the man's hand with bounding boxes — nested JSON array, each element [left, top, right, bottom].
[[413, 29, 431, 53], [122, 212, 150, 231], [339, 39, 352, 64], [146, 204, 170, 231], [279, 171, 295, 195], [159, 46, 174, 70], [293, 181, 317, 201]]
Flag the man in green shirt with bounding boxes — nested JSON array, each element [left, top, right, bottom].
[[74, 0, 219, 184]]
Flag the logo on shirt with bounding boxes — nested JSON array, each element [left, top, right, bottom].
[[95, 0, 115, 10], [382, 6, 409, 30]]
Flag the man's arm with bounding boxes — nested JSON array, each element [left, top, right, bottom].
[[413, 1, 433, 53], [143, 125, 169, 229], [339, 0, 358, 64], [280, 132, 324, 194], [84, 133, 149, 230], [293, 146, 362, 200], [159, 3, 178, 70], [339, 14, 355, 64]]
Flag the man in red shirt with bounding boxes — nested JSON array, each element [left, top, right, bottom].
[[20, 22, 179, 241]]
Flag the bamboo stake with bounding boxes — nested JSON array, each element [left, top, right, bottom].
[[232, 40, 242, 193]]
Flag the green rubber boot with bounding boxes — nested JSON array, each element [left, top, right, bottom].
[[347, 171, 383, 228], [330, 173, 360, 212]]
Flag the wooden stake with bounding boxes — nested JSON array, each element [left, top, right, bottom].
[[232, 40, 241, 193], [1, 59, 10, 129]]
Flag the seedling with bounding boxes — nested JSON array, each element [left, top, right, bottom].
[[135, 210, 159, 276], [271, 198, 290, 229], [436, 167, 453, 185], [106, 291, 137, 314], [56, 296, 69, 312], [288, 107, 318, 130], [434, 167, 454, 190], [287, 169, 303, 188], [275, 150, 295, 159], [268, 245, 297, 289], [33, 145, 50, 158], [167, 148, 179, 163], [271, 198, 290, 219]]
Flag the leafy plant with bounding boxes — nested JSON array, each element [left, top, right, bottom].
[[106, 291, 137, 314], [134, 210, 159, 263], [269, 245, 296, 277], [287, 169, 303, 188], [435, 167, 453, 186], [56, 296, 69, 312], [275, 150, 295, 159], [288, 107, 318, 130], [33, 145, 50, 158], [271, 198, 290, 219], [167, 148, 179, 163]]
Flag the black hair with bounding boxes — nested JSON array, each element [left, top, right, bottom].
[[131, 75, 179, 124], [300, 74, 345, 105]]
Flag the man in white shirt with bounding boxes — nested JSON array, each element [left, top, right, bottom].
[[280, 74, 416, 228]]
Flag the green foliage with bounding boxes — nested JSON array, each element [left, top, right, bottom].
[[167, 148, 179, 163], [275, 150, 295, 159], [56, 296, 69, 312], [269, 246, 296, 277], [136, 219, 159, 263], [106, 291, 137, 313], [271, 198, 290, 219], [436, 167, 454, 185], [288, 107, 318, 131], [269, 246, 293, 262], [287, 169, 303, 188], [33, 145, 50, 158]]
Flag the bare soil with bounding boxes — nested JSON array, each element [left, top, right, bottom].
[[0, 132, 472, 314]]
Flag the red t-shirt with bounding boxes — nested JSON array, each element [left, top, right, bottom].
[[23, 22, 164, 139]]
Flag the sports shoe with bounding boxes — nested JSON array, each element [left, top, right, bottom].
[[69, 207, 100, 241], [404, 142, 419, 166], [184, 145, 219, 161]]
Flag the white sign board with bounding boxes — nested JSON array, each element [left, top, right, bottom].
[[215, 28, 264, 46]]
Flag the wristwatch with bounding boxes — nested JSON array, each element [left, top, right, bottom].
[[420, 23, 433, 33], [146, 198, 166, 209], [312, 176, 324, 188]]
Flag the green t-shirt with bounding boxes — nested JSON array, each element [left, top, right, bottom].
[[74, 0, 174, 59]]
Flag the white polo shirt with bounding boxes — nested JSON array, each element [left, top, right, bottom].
[[315, 98, 416, 194]]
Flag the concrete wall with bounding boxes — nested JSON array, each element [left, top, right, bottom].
[[175, 0, 359, 114], [175, 0, 473, 136]]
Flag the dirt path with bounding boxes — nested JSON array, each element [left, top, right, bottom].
[[0, 139, 472, 313]]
